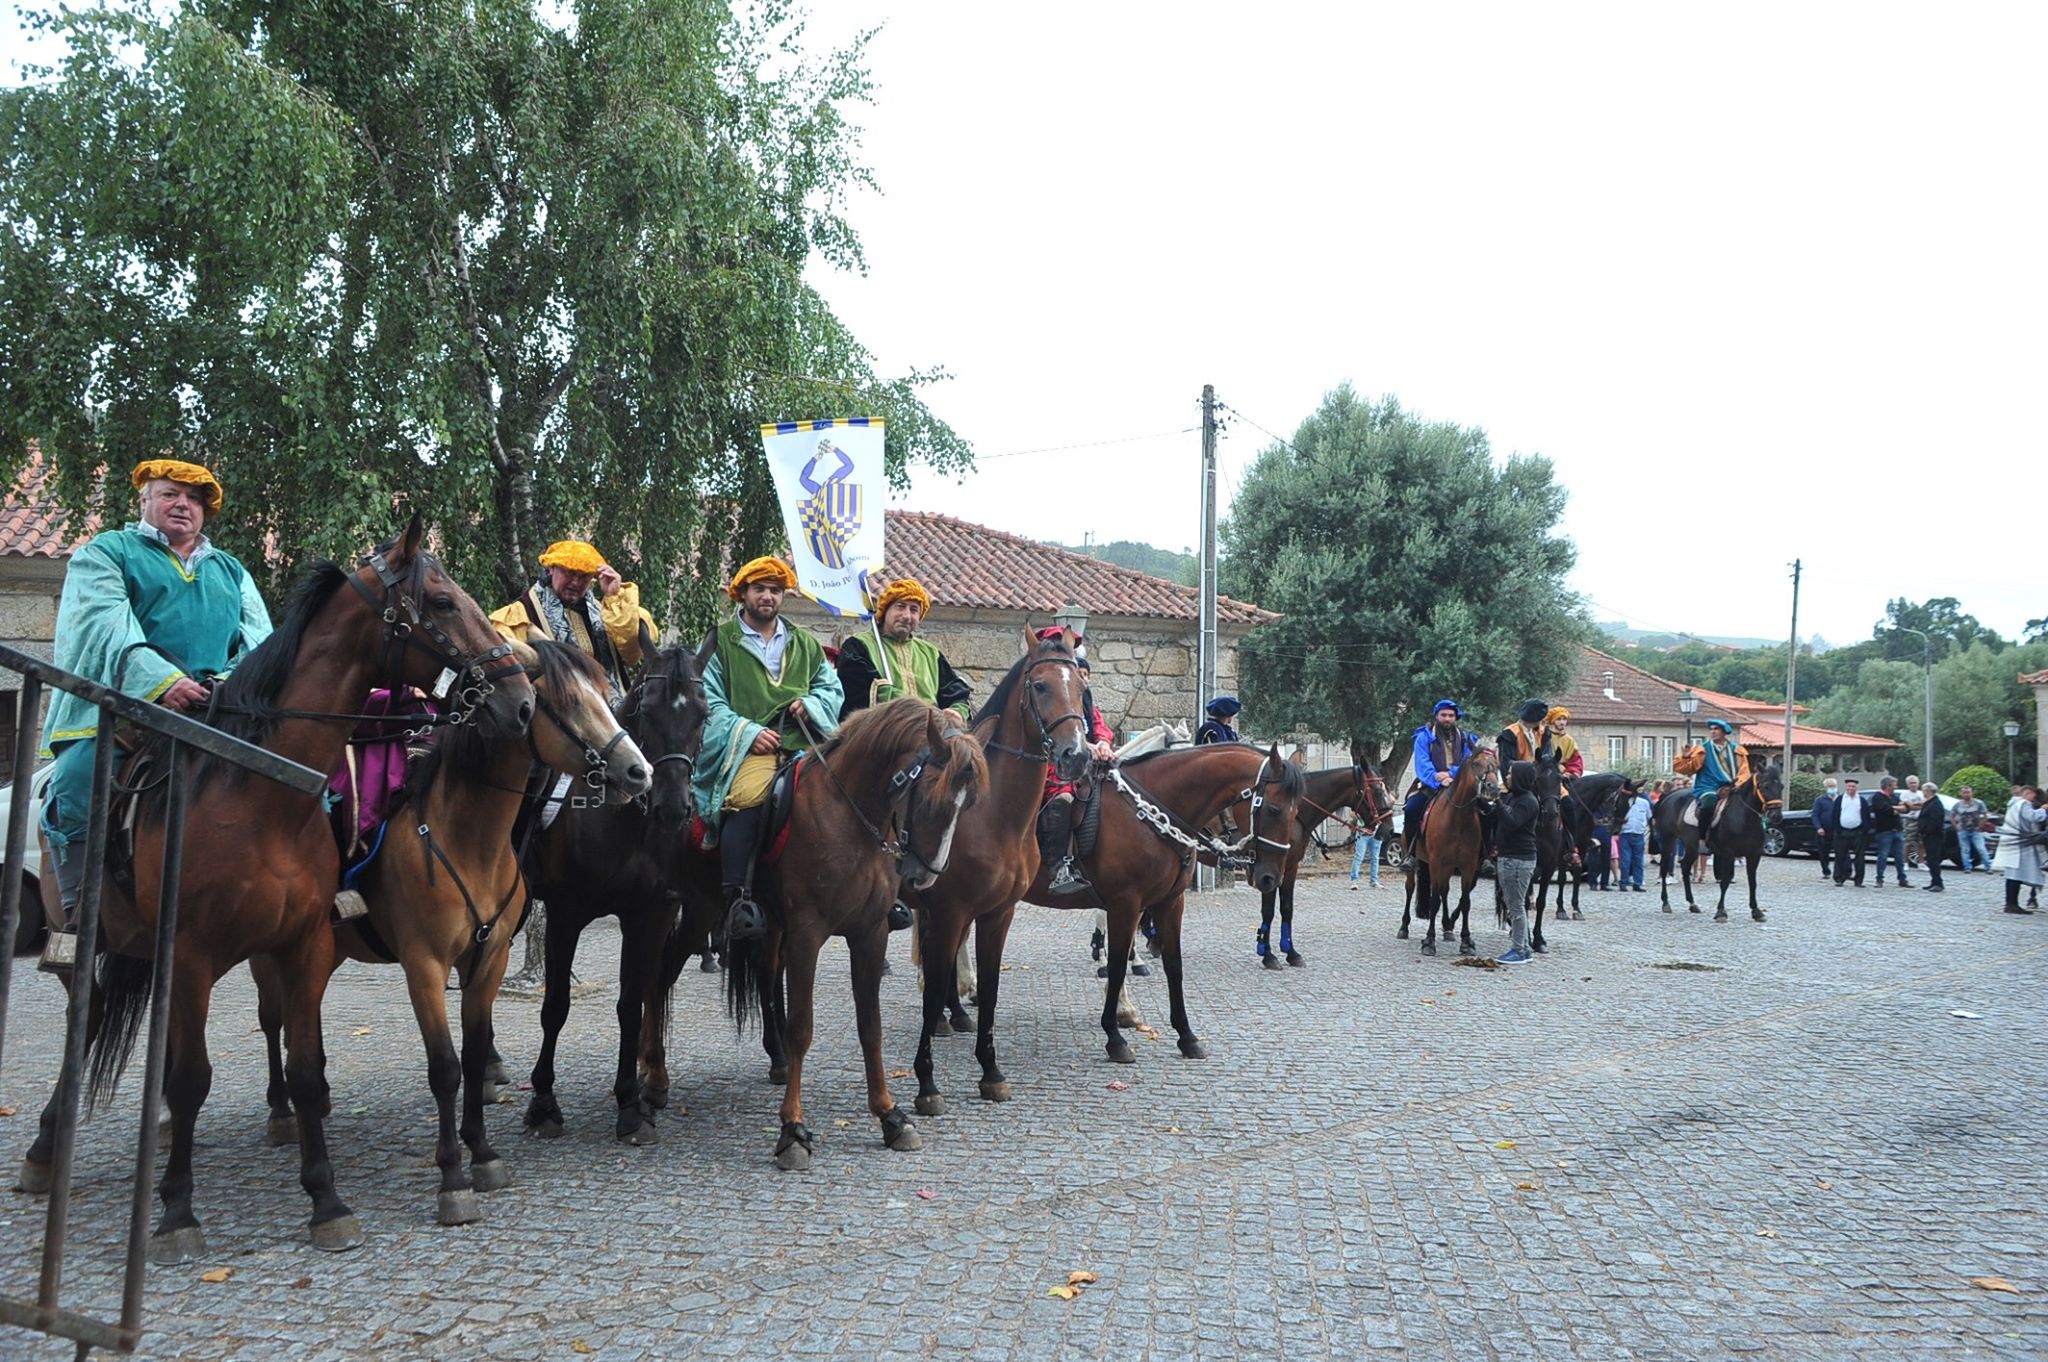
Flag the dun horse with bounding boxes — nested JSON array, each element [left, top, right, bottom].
[[254, 640, 646, 1226], [18, 518, 533, 1260], [724, 698, 987, 1169], [522, 633, 715, 1147], [1401, 746, 1502, 957], [1655, 766, 1781, 921]]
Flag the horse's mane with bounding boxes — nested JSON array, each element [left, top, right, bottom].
[[822, 698, 956, 785], [971, 637, 1074, 731]]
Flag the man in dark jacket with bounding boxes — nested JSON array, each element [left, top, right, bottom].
[[1810, 779, 1838, 880], [1917, 792, 1948, 892], [1830, 777, 1870, 886], [1493, 761, 1541, 964], [1869, 775, 1909, 888]]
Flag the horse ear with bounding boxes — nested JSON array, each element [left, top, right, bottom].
[[636, 618, 658, 663], [1266, 741, 1283, 766], [396, 510, 425, 563], [694, 627, 718, 674], [926, 707, 948, 759]]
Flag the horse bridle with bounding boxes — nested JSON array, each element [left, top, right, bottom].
[[529, 689, 637, 791], [344, 545, 523, 724], [789, 708, 974, 881], [980, 656, 1088, 763]]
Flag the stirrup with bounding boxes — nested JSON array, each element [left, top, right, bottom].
[[1046, 859, 1090, 895], [887, 900, 913, 932], [39, 930, 78, 975], [722, 893, 767, 944]]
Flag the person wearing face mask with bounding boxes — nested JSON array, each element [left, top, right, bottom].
[[1811, 777, 1840, 880]]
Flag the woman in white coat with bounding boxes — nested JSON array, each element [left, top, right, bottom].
[[1991, 788, 2045, 914]]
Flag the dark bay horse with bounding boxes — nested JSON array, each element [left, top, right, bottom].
[[1527, 770, 1638, 948], [522, 632, 715, 1147], [918, 742, 1298, 1104], [19, 517, 533, 1261], [724, 698, 988, 1170], [1401, 746, 1501, 957], [1255, 762, 1394, 968], [255, 640, 646, 1227], [1655, 766, 1781, 921], [903, 632, 1097, 1117]]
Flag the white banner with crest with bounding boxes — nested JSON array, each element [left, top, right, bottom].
[[759, 417, 887, 617]]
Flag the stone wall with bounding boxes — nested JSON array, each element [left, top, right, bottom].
[[788, 602, 1245, 739], [0, 556, 65, 779]]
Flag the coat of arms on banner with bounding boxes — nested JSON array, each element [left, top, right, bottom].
[[797, 438, 862, 569]]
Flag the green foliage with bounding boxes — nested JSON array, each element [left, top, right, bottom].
[[1052, 540, 1198, 587], [1806, 640, 2046, 780], [1786, 771, 1826, 812], [1940, 765, 2007, 799], [0, 0, 971, 631], [1220, 386, 1591, 766], [1874, 597, 2004, 659]]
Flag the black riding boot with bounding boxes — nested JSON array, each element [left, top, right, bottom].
[[718, 806, 768, 943], [1041, 794, 1089, 894]]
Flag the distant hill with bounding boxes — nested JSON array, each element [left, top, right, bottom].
[[1047, 539, 1199, 587]]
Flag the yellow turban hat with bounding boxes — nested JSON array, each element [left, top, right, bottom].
[[1546, 706, 1572, 726], [130, 459, 223, 516], [538, 540, 605, 575], [727, 556, 798, 600], [874, 577, 931, 617]]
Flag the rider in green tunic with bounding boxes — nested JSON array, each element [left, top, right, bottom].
[[39, 459, 272, 971]]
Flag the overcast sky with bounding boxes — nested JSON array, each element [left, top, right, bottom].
[[6, 2, 2040, 646]]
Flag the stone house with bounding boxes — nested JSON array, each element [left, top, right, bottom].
[[0, 456, 92, 779], [783, 510, 1278, 735]]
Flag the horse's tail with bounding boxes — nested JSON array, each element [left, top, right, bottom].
[[85, 950, 155, 1111], [723, 929, 764, 1036]]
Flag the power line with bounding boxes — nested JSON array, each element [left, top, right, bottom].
[[977, 428, 1197, 461]]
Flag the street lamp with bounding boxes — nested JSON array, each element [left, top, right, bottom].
[[2004, 719, 2022, 781], [1678, 687, 1699, 751], [1897, 626, 1936, 782]]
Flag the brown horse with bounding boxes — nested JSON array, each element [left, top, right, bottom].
[[1402, 745, 1501, 957], [1254, 762, 1395, 968], [19, 516, 533, 1261], [723, 698, 988, 1169], [903, 632, 1095, 1116], [254, 640, 647, 1226]]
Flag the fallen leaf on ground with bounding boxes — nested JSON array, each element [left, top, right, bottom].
[[571, 1341, 594, 1355], [1045, 1285, 1079, 1300], [199, 1268, 233, 1283], [1756, 1228, 1778, 1238], [834, 1119, 850, 1128], [1067, 1270, 1099, 1285], [1135, 1024, 1157, 1035], [1970, 1276, 2021, 1294], [1420, 998, 1436, 1005], [1451, 958, 1498, 970], [348, 1106, 367, 1116], [1105, 1080, 1130, 1092], [1555, 1161, 1570, 1170], [1156, 1125, 1181, 1134], [915, 1188, 938, 1200], [1493, 1140, 1517, 1150], [290, 1276, 312, 1289], [350, 1027, 372, 1037], [0, 1106, 15, 1117], [1515, 1181, 1537, 1191], [888, 1069, 911, 1078], [1815, 1180, 1833, 1190]]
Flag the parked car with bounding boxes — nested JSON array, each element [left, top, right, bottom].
[[1767, 792, 2000, 867], [0, 762, 54, 956]]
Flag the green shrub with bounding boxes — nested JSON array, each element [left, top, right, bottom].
[[1786, 771, 1827, 811], [1940, 764, 2007, 799]]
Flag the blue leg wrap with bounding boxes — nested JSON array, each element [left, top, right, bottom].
[[1279, 924, 1293, 954]]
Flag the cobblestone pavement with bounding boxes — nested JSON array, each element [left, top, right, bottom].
[[2, 857, 2043, 1361]]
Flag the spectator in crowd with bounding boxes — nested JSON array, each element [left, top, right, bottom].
[[1917, 786, 1948, 892], [1493, 761, 1541, 964], [1993, 787, 2045, 914], [1899, 776, 1928, 868], [1950, 785, 1993, 872], [1349, 818, 1382, 890], [1869, 775, 1909, 888], [1619, 787, 1651, 891], [1832, 777, 1870, 886], [1586, 805, 1613, 890], [1811, 777, 1839, 881]]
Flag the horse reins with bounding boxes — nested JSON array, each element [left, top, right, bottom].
[[977, 655, 1088, 764], [787, 708, 972, 880]]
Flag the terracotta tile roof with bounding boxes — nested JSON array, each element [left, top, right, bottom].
[[1554, 647, 1747, 727], [2020, 669, 2048, 686], [1736, 720, 1895, 751], [0, 453, 94, 558], [885, 510, 1278, 627]]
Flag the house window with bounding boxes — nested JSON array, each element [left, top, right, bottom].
[[1608, 736, 1625, 768], [1662, 737, 1676, 766], [1641, 737, 1656, 762]]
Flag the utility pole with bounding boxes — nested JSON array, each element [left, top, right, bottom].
[[1781, 559, 1800, 780], [1195, 384, 1219, 893]]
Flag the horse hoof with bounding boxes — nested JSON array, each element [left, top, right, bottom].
[[1107, 1040, 1136, 1065], [1261, 953, 1282, 971], [469, 1159, 511, 1192], [979, 1080, 1013, 1103], [484, 1059, 511, 1087], [1178, 1038, 1210, 1060], [1286, 951, 1305, 967], [1688, 905, 1701, 914], [1752, 909, 1767, 923], [948, 1014, 975, 1034], [1421, 941, 1437, 957], [768, 1064, 789, 1086], [149, 1225, 206, 1265], [437, 1189, 484, 1226], [526, 1118, 564, 1140], [915, 1093, 948, 1118], [266, 1115, 298, 1148], [309, 1214, 365, 1253], [478, 1082, 500, 1106], [1460, 943, 1476, 958], [1570, 910, 1584, 921], [1661, 904, 1673, 914], [643, 1084, 670, 1111], [775, 1142, 812, 1172], [617, 1117, 660, 1147], [1396, 925, 1410, 940], [1713, 909, 1729, 922], [16, 1158, 53, 1195], [883, 1121, 923, 1153]]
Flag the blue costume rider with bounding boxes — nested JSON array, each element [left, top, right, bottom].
[[1195, 695, 1240, 745], [1673, 717, 1750, 832], [40, 459, 273, 972], [1405, 698, 1478, 842]]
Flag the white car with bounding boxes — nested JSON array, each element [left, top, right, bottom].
[[0, 762, 54, 956]]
